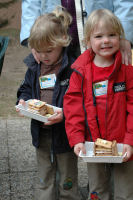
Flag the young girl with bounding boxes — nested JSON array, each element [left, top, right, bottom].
[[64, 9, 133, 200], [16, 6, 81, 200]]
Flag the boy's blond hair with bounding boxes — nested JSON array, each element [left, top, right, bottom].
[[28, 6, 72, 51], [83, 9, 125, 47]]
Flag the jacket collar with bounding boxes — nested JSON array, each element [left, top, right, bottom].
[[71, 49, 122, 76], [23, 53, 39, 70]]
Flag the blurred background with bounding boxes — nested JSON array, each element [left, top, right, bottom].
[[0, 0, 21, 40], [0, 0, 30, 118]]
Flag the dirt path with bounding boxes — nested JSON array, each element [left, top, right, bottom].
[[0, 40, 30, 118]]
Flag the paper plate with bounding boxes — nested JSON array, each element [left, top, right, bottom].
[[15, 100, 61, 123], [79, 142, 125, 163]]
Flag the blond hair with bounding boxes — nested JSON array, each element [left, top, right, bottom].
[[83, 9, 125, 47], [28, 6, 72, 51]]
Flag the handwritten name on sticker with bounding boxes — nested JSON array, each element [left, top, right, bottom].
[[39, 74, 56, 89], [93, 80, 108, 96]]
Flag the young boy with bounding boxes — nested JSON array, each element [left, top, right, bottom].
[[64, 9, 133, 200], [16, 6, 81, 200]]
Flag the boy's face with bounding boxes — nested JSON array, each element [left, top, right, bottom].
[[89, 21, 120, 59], [35, 46, 63, 65]]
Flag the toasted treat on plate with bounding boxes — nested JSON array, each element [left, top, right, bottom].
[[28, 99, 47, 115], [111, 140, 118, 156], [45, 113, 53, 117], [94, 138, 118, 156], [46, 105, 54, 115]]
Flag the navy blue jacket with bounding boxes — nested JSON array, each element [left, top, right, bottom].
[[17, 47, 75, 153]]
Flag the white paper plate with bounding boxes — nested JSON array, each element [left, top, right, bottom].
[[15, 100, 61, 123], [79, 141, 125, 163]]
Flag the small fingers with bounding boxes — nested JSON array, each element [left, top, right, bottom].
[[31, 48, 40, 64], [16, 99, 25, 116], [74, 143, 86, 156], [16, 107, 20, 112], [19, 99, 26, 105], [122, 152, 128, 162], [44, 122, 52, 125]]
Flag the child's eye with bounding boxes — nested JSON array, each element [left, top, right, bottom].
[[36, 49, 53, 53], [47, 50, 52, 53], [95, 35, 102, 38], [46, 49, 53, 53], [109, 33, 116, 37], [36, 50, 41, 53]]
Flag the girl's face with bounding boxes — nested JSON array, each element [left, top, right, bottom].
[[35, 46, 63, 65], [89, 21, 120, 59]]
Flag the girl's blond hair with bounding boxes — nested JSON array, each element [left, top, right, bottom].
[[28, 6, 72, 51], [83, 9, 125, 47]]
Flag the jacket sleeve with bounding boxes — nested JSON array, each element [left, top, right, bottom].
[[16, 69, 32, 104], [63, 71, 86, 147], [20, 0, 41, 45], [124, 65, 133, 145], [113, 0, 133, 45]]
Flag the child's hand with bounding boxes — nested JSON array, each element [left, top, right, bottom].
[[74, 143, 86, 156], [31, 48, 40, 64], [16, 99, 26, 117], [122, 144, 133, 162], [44, 108, 63, 125]]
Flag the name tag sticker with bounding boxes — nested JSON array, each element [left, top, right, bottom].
[[93, 80, 108, 96], [39, 74, 56, 89]]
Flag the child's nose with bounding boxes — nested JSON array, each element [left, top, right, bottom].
[[103, 36, 109, 43], [41, 52, 46, 58]]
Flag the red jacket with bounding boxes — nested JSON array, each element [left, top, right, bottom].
[[63, 49, 133, 149]]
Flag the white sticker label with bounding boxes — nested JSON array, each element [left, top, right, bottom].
[[39, 74, 56, 89], [93, 80, 108, 96]]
